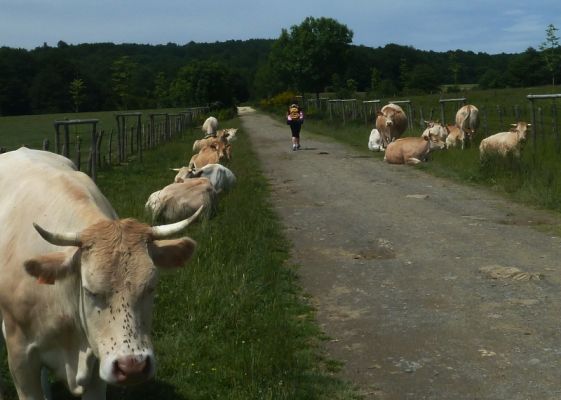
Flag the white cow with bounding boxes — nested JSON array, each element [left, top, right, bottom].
[[367, 128, 384, 151], [201, 116, 218, 137], [0, 147, 200, 399], [145, 178, 217, 223], [479, 121, 531, 159], [421, 121, 448, 144], [172, 163, 237, 194], [455, 104, 479, 147]]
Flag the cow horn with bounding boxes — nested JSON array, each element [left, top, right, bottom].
[[151, 205, 204, 239], [32, 223, 81, 247]]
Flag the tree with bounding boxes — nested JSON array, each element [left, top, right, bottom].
[[153, 72, 169, 108], [111, 56, 137, 110], [539, 24, 561, 86], [449, 52, 461, 84], [267, 17, 353, 98], [170, 61, 241, 107], [69, 78, 86, 112]]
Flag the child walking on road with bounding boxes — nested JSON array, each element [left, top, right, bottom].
[[287, 103, 304, 151]]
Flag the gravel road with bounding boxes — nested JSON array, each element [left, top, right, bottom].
[[239, 107, 561, 400]]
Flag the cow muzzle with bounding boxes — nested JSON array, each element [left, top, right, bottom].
[[112, 354, 153, 385]]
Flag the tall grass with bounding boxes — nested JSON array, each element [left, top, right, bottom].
[[0, 117, 358, 399]]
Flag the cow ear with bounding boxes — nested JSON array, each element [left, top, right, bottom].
[[23, 249, 79, 285], [149, 238, 197, 269]]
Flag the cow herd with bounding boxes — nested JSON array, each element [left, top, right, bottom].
[[145, 117, 237, 224], [368, 103, 531, 165]]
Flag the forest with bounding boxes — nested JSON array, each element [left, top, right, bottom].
[[0, 17, 557, 116]]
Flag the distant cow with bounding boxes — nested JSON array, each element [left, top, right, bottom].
[[479, 121, 531, 159], [384, 132, 446, 165], [368, 128, 384, 151], [455, 104, 479, 147], [421, 121, 448, 144], [444, 125, 466, 149], [375, 103, 408, 147], [202, 116, 218, 137], [145, 178, 217, 223], [0, 147, 200, 398], [172, 163, 237, 194], [193, 128, 237, 153], [188, 141, 229, 170]]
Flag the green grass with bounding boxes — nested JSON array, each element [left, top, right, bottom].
[[0, 115, 359, 399]]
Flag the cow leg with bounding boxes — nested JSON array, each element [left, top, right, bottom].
[[6, 342, 44, 400], [405, 158, 422, 165]]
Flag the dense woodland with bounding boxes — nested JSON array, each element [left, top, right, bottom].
[[0, 17, 558, 116]]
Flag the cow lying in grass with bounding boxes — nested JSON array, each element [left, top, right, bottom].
[[193, 128, 237, 153], [384, 132, 446, 165], [145, 178, 217, 223], [368, 128, 384, 151], [172, 163, 237, 194], [479, 121, 531, 160], [421, 121, 448, 144]]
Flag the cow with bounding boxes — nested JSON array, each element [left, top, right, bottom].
[[188, 141, 229, 170], [375, 103, 408, 147], [0, 147, 201, 399], [421, 121, 448, 144], [367, 128, 384, 151], [192, 128, 237, 153], [479, 121, 531, 159], [384, 132, 446, 165], [455, 104, 479, 148], [145, 178, 217, 223], [217, 128, 238, 143], [201, 116, 218, 137], [444, 125, 466, 149], [172, 163, 237, 194]]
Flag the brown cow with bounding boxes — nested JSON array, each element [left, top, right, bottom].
[[188, 141, 229, 170], [375, 103, 408, 147], [0, 147, 201, 398], [384, 132, 446, 165], [479, 121, 531, 159], [444, 125, 465, 149]]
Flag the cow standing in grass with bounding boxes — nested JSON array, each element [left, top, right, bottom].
[[375, 104, 408, 148], [0, 147, 201, 399], [479, 121, 531, 159], [455, 104, 479, 148]]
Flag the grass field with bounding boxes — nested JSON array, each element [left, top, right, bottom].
[[0, 115, 358, 399]]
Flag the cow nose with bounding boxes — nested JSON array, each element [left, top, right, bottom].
[[113, 355, 152, 385]]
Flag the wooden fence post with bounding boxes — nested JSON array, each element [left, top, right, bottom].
[[75, 136, 81, 171]]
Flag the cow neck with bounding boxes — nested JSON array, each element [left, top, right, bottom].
[[78, 279, 94, 349]]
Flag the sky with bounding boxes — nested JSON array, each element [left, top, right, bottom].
[[1, 0, 560, 55]]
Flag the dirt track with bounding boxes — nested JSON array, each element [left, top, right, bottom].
[[238, 107, 561, 400]]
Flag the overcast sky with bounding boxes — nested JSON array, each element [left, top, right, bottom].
[[1, 0, 560, 54]]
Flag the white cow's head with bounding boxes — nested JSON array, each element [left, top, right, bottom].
[[23, 208, 202, 385]]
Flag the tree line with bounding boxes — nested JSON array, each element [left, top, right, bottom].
[[0, 18, 559, 116]]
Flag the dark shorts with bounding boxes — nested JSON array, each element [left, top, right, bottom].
[[289, 121, 302, 138]]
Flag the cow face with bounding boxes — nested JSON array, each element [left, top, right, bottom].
[[24, 218, 197, 386], [421, 122, 447, 142], [427, 132, 447, 151]]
